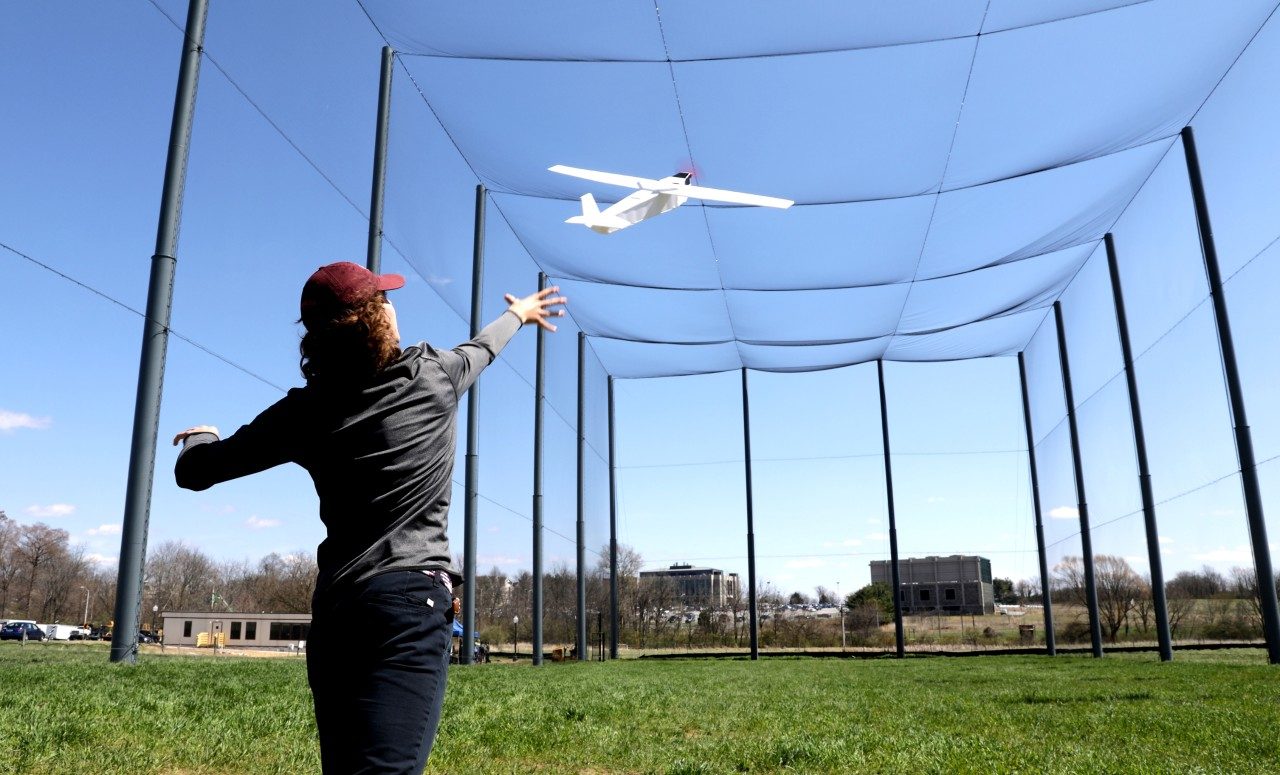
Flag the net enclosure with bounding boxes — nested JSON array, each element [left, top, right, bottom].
[[8, 0, 1280, 665], [362, 0, 1277, 377]]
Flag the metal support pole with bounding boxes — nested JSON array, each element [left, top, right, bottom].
[[877, 360, 906, 658], [1105, 234, 1173, 661], [1054, 302, 1104, 657], [111, 0, 208, 665], [366, 46, 393, 273], [1018, 353, 1057, 656], [461, 184, 485, 665], [576, 333, 588, 661], [741, 368, 759, 660], [532, 272, 547, 666], [1182, 126, 1280, 663], [608, 377, 619, 659]]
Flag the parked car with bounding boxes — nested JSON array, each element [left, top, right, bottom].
[[137, 630, 159, 644], [88, 626, 112, 641], [0, 622, 46, 641]]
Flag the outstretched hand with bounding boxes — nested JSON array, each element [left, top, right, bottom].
[[505, 286, 568, 332], [173, 425, 220, 446]]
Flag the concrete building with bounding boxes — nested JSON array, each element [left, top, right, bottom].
[[869, 555, 994, 615], [161, 611, 311, 648], [639, 564, 740, 608]]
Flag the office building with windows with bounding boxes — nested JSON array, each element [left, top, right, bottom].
[[869, 555, 994, 615], [639, 564, 740, 608]]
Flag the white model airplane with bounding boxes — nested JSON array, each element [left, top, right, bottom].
[[549, 164, 793, 234]]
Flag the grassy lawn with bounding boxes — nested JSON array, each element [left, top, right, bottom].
[[1, 644, 1277, 774]]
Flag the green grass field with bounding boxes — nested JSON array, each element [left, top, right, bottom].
[[1, 644, 1277, 774]]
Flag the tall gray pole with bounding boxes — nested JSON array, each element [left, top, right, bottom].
[[1054, 301, 1105, 657], [1104, 234, 1173, 661], [608, 376, 619, 659], [1018, 353, 1056, 656], [877, 360, 906, 658], [461, 184, 485, 665], [366, 46, 394, 273], [111, 0, 208, 665], [532, 273, 547, 665], [1182, 126, 1280, 664], [741, 368, 759, 660], [576, 333, 588, 661]]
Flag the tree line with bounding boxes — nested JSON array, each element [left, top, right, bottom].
[[0, 511, 317, 629]]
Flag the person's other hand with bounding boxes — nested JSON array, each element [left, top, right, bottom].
[[172, 425, 220, 446], [504, 286, 568, 332]]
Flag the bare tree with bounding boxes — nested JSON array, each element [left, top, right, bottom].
[[1053, 555, 1144, 642], [145, 541, 217, 614], [1093, 555, 1142, 642], [1132, 574, 1155, 634], [15, 523, 70, 615], [476, 566, 509, 632], [0, 512, 21, 617], [1015, 577, 1041, 604], [1167, 566, 1228, 600]]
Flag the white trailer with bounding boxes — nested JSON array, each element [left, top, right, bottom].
[[44, 623, 76, 640]]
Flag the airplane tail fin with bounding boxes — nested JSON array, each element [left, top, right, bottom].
[[565, 192, 629, 233], [566, 193, 600, 224]]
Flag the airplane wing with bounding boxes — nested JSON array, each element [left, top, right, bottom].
[[548, 165, 664, 191], [674, 183, 794, 209]]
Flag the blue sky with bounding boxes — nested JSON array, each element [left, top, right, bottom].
[[3, 1, 1280, 605]]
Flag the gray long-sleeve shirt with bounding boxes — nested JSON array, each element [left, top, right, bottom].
[[175, 311, 522, 607]]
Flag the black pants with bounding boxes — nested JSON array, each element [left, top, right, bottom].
[[307, 571, 453, 774]]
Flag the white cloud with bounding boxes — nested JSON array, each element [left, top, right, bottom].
[[0, 410, 51, 432], [1159, 536, 1174, 544], [1191, 546, 1253, 564], [86, 524, 121, 536], [245, 516, 281, 530], [25, 503, 75, 518], [926, 496, 946, 504], [866, 532, 889, 541], [485, 526, 501, 534], [1048, 506, 1078, 520], [866, 518, 881, 525], [86, 553, 116, 566]]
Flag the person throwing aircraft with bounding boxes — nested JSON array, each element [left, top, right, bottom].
[[172, 260, 565, 774]]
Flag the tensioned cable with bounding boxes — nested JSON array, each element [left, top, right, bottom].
[[147, 0, 613, 466], [464, 485, 600, 558], [476, 133, 1177, 207], [389, 59, 618, 463], [146, 0, 370, 224], [535, 232, 1108, 294], [883, 0, 991, 361], [649, 0, 746, 369], [619, 448, 1026, 470], [1029, 224, 1280, 450], [2, 240, 288, 394], [1021, 0, 1280, 386], [1043, 451, 1280, 551], [386, 0, 1156, 64], [0, 239, 620, 531], [643, 548, 1040, 567]]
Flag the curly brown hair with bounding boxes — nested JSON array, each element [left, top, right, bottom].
[[299, 294, 401, 385]]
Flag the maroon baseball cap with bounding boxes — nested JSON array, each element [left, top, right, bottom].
[[300, 261, 404, 328]]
